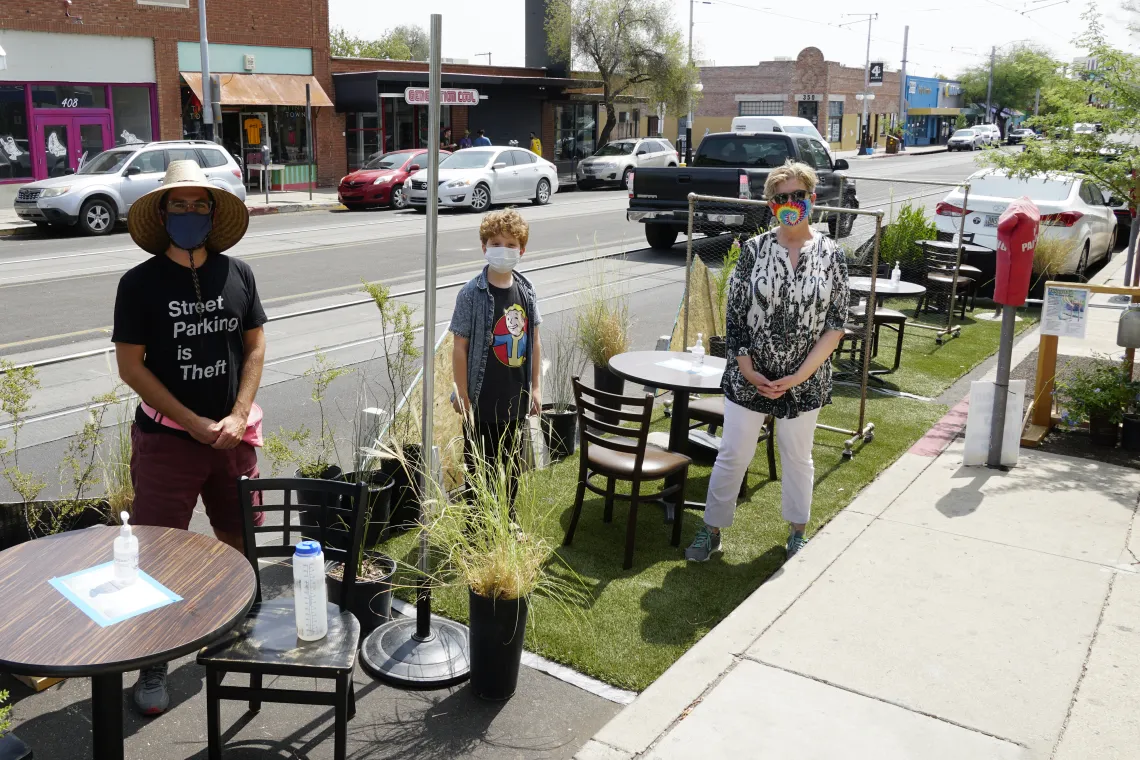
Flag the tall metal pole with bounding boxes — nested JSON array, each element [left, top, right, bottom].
[[985, 45, 995, 124], [1034, 87, 1040, 117], [899, 25, 909, 147], [859, 15, 877, 150], [987, 304, 1017, 468], [685, 0, 694, 165], [360, 13, 471, 689], [305, 83, 313, 202], [198, 0, 213, 142]]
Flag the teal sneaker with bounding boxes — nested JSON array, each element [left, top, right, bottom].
[[786, 530, 808, 559], [685, 525, 723, 562]]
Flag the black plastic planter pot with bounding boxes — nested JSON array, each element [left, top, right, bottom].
[[1123, 415, 1140, 451], [334, 472, 395, 549], [1, 500, 109, 550], [296, 465, 343, 545], [1089, 413, 1120, 448], [592, 363, 625, 425], [378, 445, 423, 533], [0, 733, 33, 760], [468, 590, 529, 701], [326, 551, 396, 633], [540, 404, 578, 460]]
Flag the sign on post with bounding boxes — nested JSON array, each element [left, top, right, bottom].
[[869, 62, 884, 86], [404, 87, 479, 106], [1041, 285, 1090, 339]]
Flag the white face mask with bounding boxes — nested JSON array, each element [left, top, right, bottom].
[[485, 245, 521, 273]]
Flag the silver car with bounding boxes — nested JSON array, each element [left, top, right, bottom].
[[947, 128, 984, 152], [576, 138, 679, 190], [14, 140, 247, 236]]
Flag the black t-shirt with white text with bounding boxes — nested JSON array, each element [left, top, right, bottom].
[[112, 253, 267, 437], [476, 282, 529, 422]]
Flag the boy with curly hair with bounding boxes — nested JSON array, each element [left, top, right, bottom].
[[450, 209, 542, 508]]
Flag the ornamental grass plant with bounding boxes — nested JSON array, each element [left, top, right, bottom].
[[575, 259, 631, 367]]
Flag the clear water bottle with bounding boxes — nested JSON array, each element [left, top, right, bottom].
[[688, 333, 706, 373], [293, 540, 328, 641]]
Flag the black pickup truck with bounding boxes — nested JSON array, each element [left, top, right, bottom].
[[626, 131, 858, 250]]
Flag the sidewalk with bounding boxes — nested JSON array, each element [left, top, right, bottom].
[[0, 184, 343, 234], [578, 263, 1140, 759], [837, 144, 948, 161]]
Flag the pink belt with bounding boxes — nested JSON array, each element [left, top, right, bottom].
[[140, 401, 264, 447]]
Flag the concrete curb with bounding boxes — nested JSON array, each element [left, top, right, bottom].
[[577, 442, 947, 759], [852, 148, 948, 161]]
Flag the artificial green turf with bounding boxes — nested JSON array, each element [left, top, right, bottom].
[[377, 389, 946, 691], [854, 302, 1040, 398]]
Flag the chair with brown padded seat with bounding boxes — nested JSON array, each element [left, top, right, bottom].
[[848, 303, 908, 372], [564, 377, 691, 570], [687, 396, 777, 490], [917, 241, 979, 316]]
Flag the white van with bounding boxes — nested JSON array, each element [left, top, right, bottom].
[[730, 116, 832, 158]]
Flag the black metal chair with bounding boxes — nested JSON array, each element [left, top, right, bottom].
[[564, 377, 691, 570], [197, 477, 370, 760], [917, 241, 978, 317], [848, 304, 908, 372]]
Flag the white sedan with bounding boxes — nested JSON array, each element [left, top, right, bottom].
[[935, 169, 1117, 278], [947, 128, 984, 151], [404, 147, 559, 212]]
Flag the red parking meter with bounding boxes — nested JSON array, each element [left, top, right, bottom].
[[993, 196, 1040, 307]]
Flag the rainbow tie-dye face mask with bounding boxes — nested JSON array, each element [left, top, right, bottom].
[[769, 196, 812, 227]]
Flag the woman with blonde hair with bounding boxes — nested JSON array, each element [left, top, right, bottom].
[[686, 160, 849, 562]]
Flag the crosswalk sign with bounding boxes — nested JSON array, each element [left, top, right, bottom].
[[869, 62, 884, 86]]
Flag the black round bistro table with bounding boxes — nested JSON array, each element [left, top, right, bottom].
[[608, 350, 728, 457], [0, 526, 257, 760]]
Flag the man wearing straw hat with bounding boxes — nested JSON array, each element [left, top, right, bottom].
[[112, 160, 267, 717]]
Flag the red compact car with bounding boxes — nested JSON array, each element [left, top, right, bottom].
[[338, 149, 449, 210]]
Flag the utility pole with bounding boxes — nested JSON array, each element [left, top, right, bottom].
[[684, 1, 710, 165], [985, 45, 995, 124], [198, 0, 213, 142], [1034, 87, 1040, 117], [840, 14, 878, 152], [899, 25, 909, 147]]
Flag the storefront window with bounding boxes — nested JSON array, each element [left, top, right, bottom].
[[345, 112, 381, 171], [268, 106, 309, 165], [554, 103, 596, 162], [181, 85, 205, 140], [739, 101, 784, 116], [31, 84, 107, 109], [0, 85, 32, 180], [111, 86, 153, 145], [828, 101, 843, 143]]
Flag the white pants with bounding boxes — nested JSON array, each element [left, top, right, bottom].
[[704, 399, 821, 529]]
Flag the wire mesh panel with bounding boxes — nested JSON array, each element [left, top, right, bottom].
[[832, 174, 975, 344], [682, 193, 883, 458]]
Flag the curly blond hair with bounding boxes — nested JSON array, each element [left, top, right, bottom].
[[479, 208, 530, 248], [763, 160, 818, 200]]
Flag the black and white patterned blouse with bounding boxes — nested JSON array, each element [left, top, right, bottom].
[[723, 229, 849, 418]]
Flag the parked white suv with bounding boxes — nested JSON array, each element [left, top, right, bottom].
[[576, 138, 679, 190], [974, 123, 1002, 145], [14, 141, 247, 236]]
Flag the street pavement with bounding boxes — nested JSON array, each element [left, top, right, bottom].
[[576, 253, 1140, 760]]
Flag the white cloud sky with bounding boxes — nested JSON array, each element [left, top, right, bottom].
[[330, 0, 1135, 79]]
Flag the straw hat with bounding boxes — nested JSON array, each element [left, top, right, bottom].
[[127, 160, 249, 255]]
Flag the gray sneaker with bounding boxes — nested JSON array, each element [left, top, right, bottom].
[[786, 530, 808, 559], [685, 525, 723, 562], [133, 663, 170, 716]]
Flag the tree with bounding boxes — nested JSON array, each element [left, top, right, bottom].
[[329, 25, 427, 61], [958, 46, 1059, 131], [546, 0, 699, 147], [985, 6, 1140, 274]]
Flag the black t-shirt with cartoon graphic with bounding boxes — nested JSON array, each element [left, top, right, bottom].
[[477, 282, 529, 422], [112, 253, 267, 437]]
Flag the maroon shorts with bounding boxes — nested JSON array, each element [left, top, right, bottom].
[[130, 425, 264, 534]]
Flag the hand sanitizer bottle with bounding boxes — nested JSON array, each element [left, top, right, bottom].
[[293, 540, 329, 641], [891, 262, 901, 285], [689, 333, 706, 372], [114, 511, 139, 584]]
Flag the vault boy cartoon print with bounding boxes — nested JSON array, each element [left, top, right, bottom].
[[492, 303, 528, 368]]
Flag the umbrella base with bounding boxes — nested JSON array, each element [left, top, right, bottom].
[[360, 615, 471, 687]]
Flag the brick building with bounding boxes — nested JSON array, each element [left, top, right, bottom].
[[0, 0, 336, 187], [691, 47, 901, 152]]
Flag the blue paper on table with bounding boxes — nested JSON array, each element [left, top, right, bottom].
[[49, 562, 182, 627]]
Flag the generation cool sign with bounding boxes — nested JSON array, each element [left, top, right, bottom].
[[404, 87, 480, 105]]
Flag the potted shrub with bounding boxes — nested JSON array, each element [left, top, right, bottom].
[[0, 690, 32, 760], [540, 341, 585, 460], [323, 476, 398, 633], [575, 264, 631, 423], [264, 351, 351, 521], [417, 441, 584, 701], [358, 280, 424, 533], [709, 238, 742, 358], [879, 201, 936, 275], [1056, 356, 1138, 448]]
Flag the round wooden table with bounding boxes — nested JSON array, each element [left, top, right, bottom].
[[0, 526, 257, 760], [608, 350, 727, 456]]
